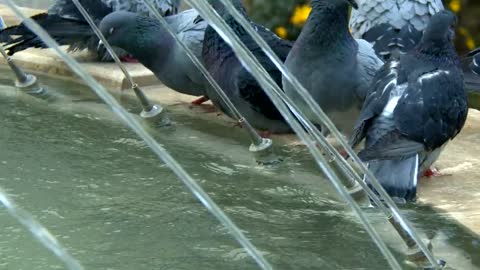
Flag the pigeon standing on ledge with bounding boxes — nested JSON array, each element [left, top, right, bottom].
[[284, 0, 383, 137], [0, 0, 181, 62], [349, 0, 480, 91], [98, 9, 207, 97], [350, 10, 468, 203], [202, 0, 293, 134]]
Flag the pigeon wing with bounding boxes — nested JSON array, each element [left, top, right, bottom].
[[49, 0, 112, 21], [394, 68, 468, 151], [350, 60, 401, 149], [358, 131, 424, 160], [355, 39, 384, 99], [105, 0, 181, 17]]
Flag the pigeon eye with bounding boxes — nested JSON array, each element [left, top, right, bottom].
[[109, 27, 115, 35]]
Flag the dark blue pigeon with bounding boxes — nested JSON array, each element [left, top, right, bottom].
[[202, 0, 293, 135], [350, 10, 468, 203], [284, 0, 383, 137], [0, 0, 181, 62], [98, 9, 207, 97]]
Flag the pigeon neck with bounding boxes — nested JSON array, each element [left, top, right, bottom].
[[203, 13, 249, 60], [297, 1, 354, 49], [122, 21, 175, 72], [415, 39, 459, 66]]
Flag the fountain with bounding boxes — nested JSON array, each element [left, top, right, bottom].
[[0, 0, 457, 269]]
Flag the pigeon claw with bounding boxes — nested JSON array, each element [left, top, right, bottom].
[[257, 130, 271, 138], [120, 55, 139, 63], [191, 96, 210, 105], [422, 167, 450, 178]]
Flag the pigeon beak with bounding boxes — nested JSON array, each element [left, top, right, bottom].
[[97, 40, 104, 51], [348, 0, 359, 9]]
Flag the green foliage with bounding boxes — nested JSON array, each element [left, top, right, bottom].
[[244, 0, 480, 53], [245, 0, 308, 40]]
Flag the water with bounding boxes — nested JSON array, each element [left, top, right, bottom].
[[0, 69, 479, 269]]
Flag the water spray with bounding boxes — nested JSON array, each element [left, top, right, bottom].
[[202, 0, 445, 268], [0, 43, 53, 100], [3, 2, 273, 269], [71, 0, 170, 127], [140, 0, 280, 165]]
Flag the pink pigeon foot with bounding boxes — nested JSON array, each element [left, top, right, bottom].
[[422, 167, 451, 178], [120, 55, 139, 63], [191, 96, 210, 105]]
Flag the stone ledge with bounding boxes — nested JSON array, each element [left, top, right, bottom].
[[0, 4, 160, 90]]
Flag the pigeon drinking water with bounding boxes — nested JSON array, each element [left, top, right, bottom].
[[349, 10, 468, 203], [202, 0, 293, 135], [98, 9, 207, 98], [0, 0, 181, 62], [283, 0, 383, 138]]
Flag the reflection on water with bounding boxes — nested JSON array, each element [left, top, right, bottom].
[[0, 70, 479, 269]]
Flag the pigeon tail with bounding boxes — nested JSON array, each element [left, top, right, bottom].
[[0, 13, 94, 56], [366, 155, 419, 203]]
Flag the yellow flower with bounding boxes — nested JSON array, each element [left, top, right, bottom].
[[466, 37, 476, 50], [458, 27, 476, 50], [275, 26, 288, 39], [290, 4, 312, 26], [449, 0, 461, 13]]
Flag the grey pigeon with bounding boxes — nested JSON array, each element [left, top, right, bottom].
[[349, 0, 480, 90], [349, 10, 468, 203], [350, 0, 443, 60], [98, 9, 207, 97], [283, 0, 383, 137], [0, 0, 181, 61], [202, 0, 293, 134], [461, 48, 480, 90]]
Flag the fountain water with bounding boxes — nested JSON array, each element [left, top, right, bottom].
[[0, 187, 84, 270], [182, 0, 443, 268], [69, 0, 171, 128], [206, 0, 444, 267], [2, 1, 273, 269], [0, 0, 446, 269], [0, 25, 50, 100]]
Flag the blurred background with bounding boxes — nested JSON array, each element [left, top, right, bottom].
[[7, 0, 480, 54]]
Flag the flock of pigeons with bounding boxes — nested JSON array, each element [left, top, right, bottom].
[[1, 0, 479, 203]]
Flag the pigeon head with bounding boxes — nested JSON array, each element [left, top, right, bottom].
[[99, 11, 139, 49], [422, 10, 457, 44]]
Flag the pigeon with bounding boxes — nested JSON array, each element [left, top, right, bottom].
[[283, 0, 383, 137], [0, 0, 181, 62], [350, 0, 443, 60], [349, 0, 480, 90], [98, 9, 207, 97], [202, 0, 293, 134], [349, 10, 468, 203], [461, 48, 480, 90]]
